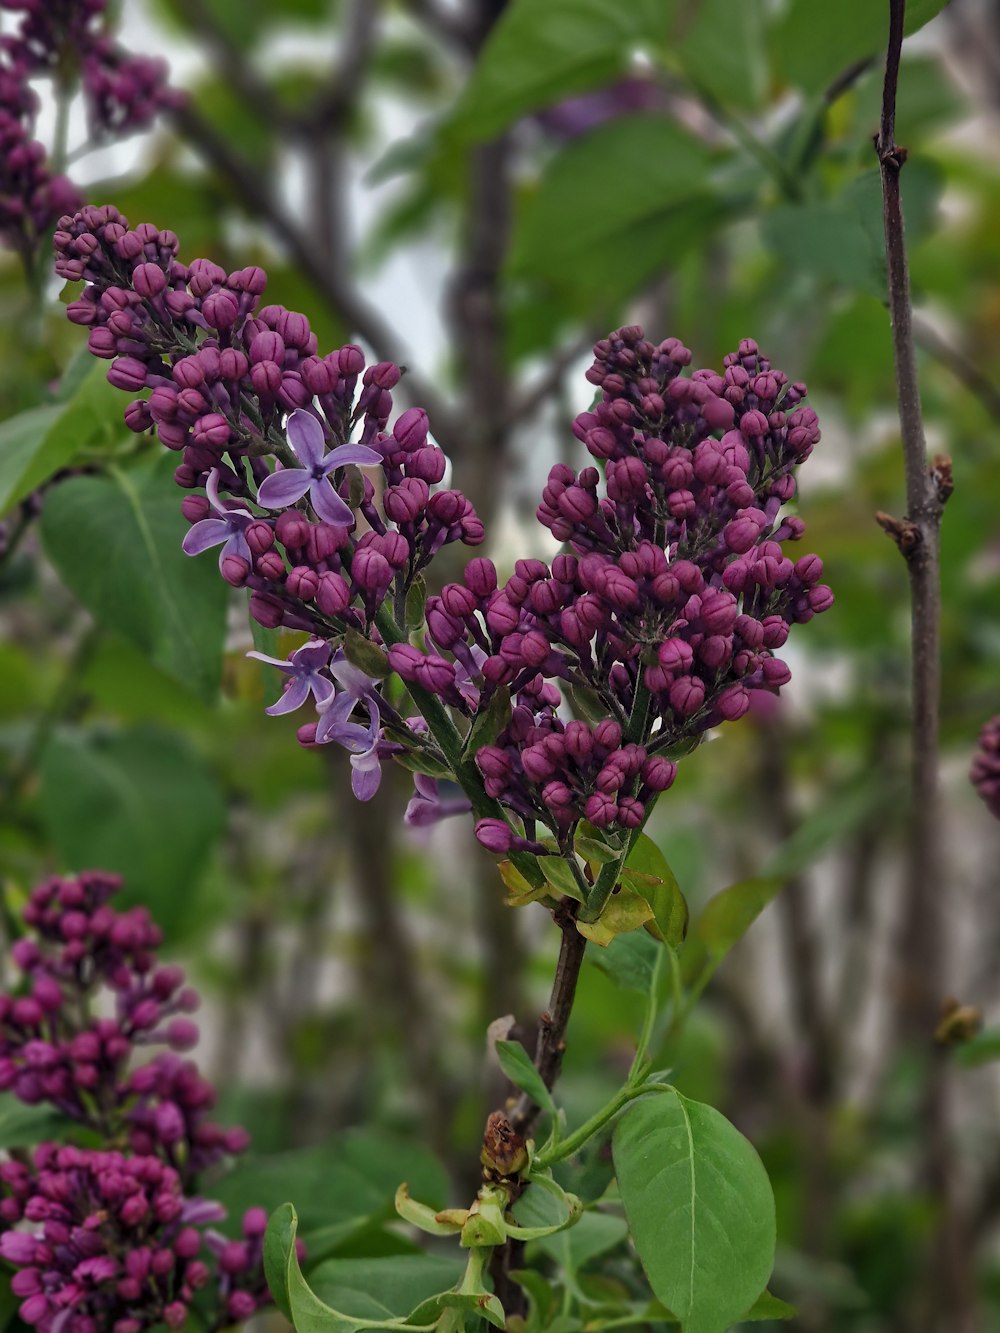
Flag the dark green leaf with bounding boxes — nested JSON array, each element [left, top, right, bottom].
[[495, 1039, 557, 1115], [212, 1129, 449, 1248], [677, 0, 766, 109], [773, 0, 949, 93], [39, 726, 225, 943], [539, 855, 585, 902], [535, 1208, 628, 1275], [741, 1289, 797, 1321], [613, 1090, 775, 1333], [449, 0, 670, 142], [309, 1254, 464, 1322], [510, 115, 721, 305], [0, 1094, 77, 1148], [40, 454, 228, 700], [587, 930, 662, 994]]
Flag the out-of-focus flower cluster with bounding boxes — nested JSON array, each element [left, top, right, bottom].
[[0, 871, 269, 1330], [971, 715, 1000, 819], [57, 207, 831, 856], [0, 1, 180, 262]]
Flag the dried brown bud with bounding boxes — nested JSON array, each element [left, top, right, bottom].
[[934, 997, 983, 1046], [481, 1110, 528, 1179]]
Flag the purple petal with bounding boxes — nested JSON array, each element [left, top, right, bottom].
[[329, 656, 376, 699], [286, 410, 327, 469], [324, 443, 383, 470], [351, 748, 382, 801], [222, 531, 251, 565], [315, 692, 356, 745], [265, 676, 311, 716], [257, 467, 312, 509], [291, 639, 332, 672], [182, 518, 231, 556], [309, 479, 355, 527], [246, 650, 296, 674], [310, 675, 335, 707]]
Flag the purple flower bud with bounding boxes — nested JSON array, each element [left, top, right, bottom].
[[107, 358, 148, 392], [475, 819, 513, 854]]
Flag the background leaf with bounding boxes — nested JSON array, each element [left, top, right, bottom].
[[40, 454, 228, 700]]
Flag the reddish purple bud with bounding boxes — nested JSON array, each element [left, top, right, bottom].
[[475, 819, 513, 854]]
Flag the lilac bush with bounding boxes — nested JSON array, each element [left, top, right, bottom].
[[0, 871, 269, 1330]]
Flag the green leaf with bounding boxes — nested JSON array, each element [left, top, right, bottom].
[[681, 876, 783, 988], [510, 114, 721, 305], [464, 687, 512, 755], [39, 726, 226, 943], [539, 855, 585, 903], [309, 1255, 466, 1323], [613, 1090, 775, 1333], [587, 930, 662, 994], [624, 834, 688, 947], [954, 1027, 1000, 1069], [0, 405, 64, 516], [535, 1208, 628, 1276], [577, 887, 654, 947], [264, 1204, 360, 1333], [677, 0, 767, 109], [495, 1039, 557, 1115], [39, 454, 228, 700], [773, 0, 949, 93], [0, 1094, 77, 1148], [449, 0, 670, 142], [343, 628, 391, 679], [212, 1129, 449, 1250], [741, 1289, 797, 1321]]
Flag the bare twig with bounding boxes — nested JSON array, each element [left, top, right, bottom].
[[912, 313, 1000, 421], [169, 0, 288, 130], [876, 5, 971, 1329], [303, 0, 382, 132]]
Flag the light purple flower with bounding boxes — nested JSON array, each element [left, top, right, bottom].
[[314, 654, 383, 799], [256, 410, 381, 526], [181, 469, 254, 569], [404, 774, 472, 828], [246, 638, 334, 716]]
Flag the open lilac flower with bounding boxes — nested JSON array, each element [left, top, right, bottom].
[[246, 638, 334, 716], [180, 469, 254, 570], [404, 774, 473, 829], [256, 410, 382, 526], [314, 654, 383, 799]]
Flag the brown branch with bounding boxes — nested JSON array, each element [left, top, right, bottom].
[[302, 0, 382, 132], [169, 0, 288, 130], [877, 5, 971, 1329], [912, 313, 1000, 422]]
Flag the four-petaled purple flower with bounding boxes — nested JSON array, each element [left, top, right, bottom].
[[256, 410, 381, 526], [246, 638, 334, 716], [314, 654, 383, 800], [180, 469, 254, 570]]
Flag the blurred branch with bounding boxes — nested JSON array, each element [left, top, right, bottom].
[[171, 101, 462, 450], [504, 331, 596, 429], [912, 314, 1000, 420], [876, 5, 971, 1329], [168, 0, 288, 130], [302, 0, 382, 132]]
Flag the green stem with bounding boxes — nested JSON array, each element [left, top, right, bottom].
[[373, 605, 545, 889], [628, 945, 665, 1081]]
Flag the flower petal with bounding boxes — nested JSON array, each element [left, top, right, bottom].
[[329, 656, 376, 699], [222, 531, 251, 565], [350, 748, 382, 801], [182, 518, 231, 556], [291, 639, 332, 672], [265, 676, 311, 716], [257, 467, 312, 509], [246, 650, 295, 673], [315, 692, 356, 745], [286, 410, 327, 469], [309, 479, 355, 527], [325, 443, 383, 469]]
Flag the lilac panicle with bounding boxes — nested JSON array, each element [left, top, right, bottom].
[[58, 204, 830, 839], [971, 715, 1000, 819], [0, 871, 270, 1329]]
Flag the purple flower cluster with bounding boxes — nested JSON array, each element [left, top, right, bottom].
[[0, 871, 269, 1329], [0, 58, 79, 261], [0, 1151, 267, 1331], [1, 0, 181, 140], [971, 715, 1000, 819], [54, 206, 483, 632], [387, 327, 831, 848], [57, 208, 831, 846]]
